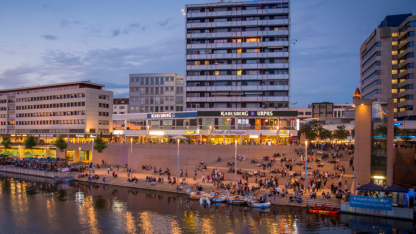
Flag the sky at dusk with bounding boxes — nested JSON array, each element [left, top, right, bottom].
[[0, 0, 415, 107]]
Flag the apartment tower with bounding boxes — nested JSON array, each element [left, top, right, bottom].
[[185, 0, 290, 111], [360, 14, 416, 120]]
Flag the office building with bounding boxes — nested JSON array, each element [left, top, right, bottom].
[[0, 81, 113, 140], [113, 98, 129, 115], [185, 0, 290, 111], [360, 14, 416, 120], [129, 73, 185, 113]]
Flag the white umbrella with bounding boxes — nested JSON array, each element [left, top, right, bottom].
[[393, 137, 404, 142], [409, 138, 416, 142], [171, 136, 187, 139]]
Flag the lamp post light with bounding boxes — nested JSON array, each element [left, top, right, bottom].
[[79, 147, 81, 161], [177, 139, 180, 181], [305, 140, 308, 191], [130, 138, 133, 177], [91, 138, 95, 173], [234, 139, 237, 186], [209, 126, 212, 144]]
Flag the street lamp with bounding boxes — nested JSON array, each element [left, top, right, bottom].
[[234, 139, 237, 186], [130, 138, 133, 177], [177, 139, 180, 181], [305, 140, 308, 192], [209, 126, 212, 144], [79, 147, 81, 161], [91, 138, 95, 173]]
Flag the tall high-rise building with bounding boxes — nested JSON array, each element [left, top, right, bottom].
[[360, 14, 416, 120], [185, 0, 290, 111], [129, 73, 185, 113]]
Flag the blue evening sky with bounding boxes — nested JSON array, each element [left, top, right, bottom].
[[0, 0, 415, 107]]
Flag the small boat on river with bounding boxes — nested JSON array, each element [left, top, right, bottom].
[[247, 199, 271, 208], [227, 195, 247, 205], [200, 197, 211, 205], [189, 191, 206, 200], [307, 205, 340, 215]]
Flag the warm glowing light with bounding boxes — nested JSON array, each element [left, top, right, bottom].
[[373, 176, 384, 179], [149, 131, 164, 136], [249, 135, 258, 138]]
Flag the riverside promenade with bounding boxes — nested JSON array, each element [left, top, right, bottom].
[[0, 163, 344, 209]]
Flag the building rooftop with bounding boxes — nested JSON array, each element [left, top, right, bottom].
[[0, 80, 105, 94], [113, 98, 129, 105], [378, 14, 412, 28]]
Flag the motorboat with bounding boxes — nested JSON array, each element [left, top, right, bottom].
[[209, 194, 227, 203], [307, 205, 340, 215], [247, 199, 271, 208], [199, 197, 211, 205], [188, 191, 206, 200], [54, 176, 74, 183], [226, 195, 247, 205]]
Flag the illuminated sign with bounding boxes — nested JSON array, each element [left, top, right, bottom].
[[198, 111, 297, 117], [151, 113, 175, 118], [211, 130, 247, 135], [221, 111, 248, 116], [147, 112, 197, 119], [185, 131, 195, 134], [393, 122, 402, 126]]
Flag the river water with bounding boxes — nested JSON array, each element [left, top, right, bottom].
[[0, 173, 414, 234]]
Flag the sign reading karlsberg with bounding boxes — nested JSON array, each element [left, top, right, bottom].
[[147, 112, 197, 119], [198, 111, 297, 117], [211, 130, 247, 135]]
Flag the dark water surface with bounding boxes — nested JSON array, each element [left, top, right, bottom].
[[0, 173, 414, 234]]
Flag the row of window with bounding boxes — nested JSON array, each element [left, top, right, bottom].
[[16, 111, 86, 118], [188, 91, 288, 97], [131, 106, 183, 113], [187, 47, 288, 55], [98, 94, 110, 100], [98, 103, 110, 108], [131, 96, 176, 102], [399, 31, 414, 44], [15, 93, 86, 103], [15, 119, 86, 125], [187, 69, 289, 76], [186, 102, 288, 109], [187, 80, 288, 87], [98, 120, 110, 125], [188, 37, 288, 45], [399, 41, 414, 51], [187, 25, 289, 34], [361, 42, 381, 60], [362, 89, 381, 99], [130, 87, 185, 95], [13, 129, 85, 134], [187, 15, 288, 24], [187, 58, 288, 65], [362, 61, 381, 76], [362, 51, 380, 68], [362, 70, 380, 85], [98, 112, 110, 117], [0, 85, 81, 97], [15, 102, 86, 110], [130, 77, 175, 83], [399, 52, 414, 62], [399, 21, 416, 34], [362, 80, 381, 93], [113, 106, 126, 109], [187, 3, 288, 13]]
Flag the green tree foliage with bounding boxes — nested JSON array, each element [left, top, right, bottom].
[[1, 136, 11, 149], [319, 128, 332, 140], [24, 136, 37, 157], [94, 136, 107, 153], [333, 125, 348, 140], [299, 119, 321, 141], [24, 136, 37, 149], [374, 123, 400, 137], [398, 128, 412, 143], [55, 136, 68, 152]]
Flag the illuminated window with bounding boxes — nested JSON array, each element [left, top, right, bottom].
[[400, 69, 406, 73], [274, 27, 279, 31], [392, 89, 397, 93], [392, 51, 398, 55], [205, 61, 209, 65], [237, 70, 242, 76], [392, 32, 398, 37], [399, 98, 406, 102], [399, 108, 405, 112], [394, 108, 397, 112], [215, 71, 219, 76], [246, 38, 260, 43], [392, 41, 398, 46], [392, 70, 398, 74], [237, 49, 242, 53], [392, 79, 397, 84], [392, 60, 398, 65], [195, 61, 200, 65], [394, 99, 397, 103], [232, 39, 242, 43]]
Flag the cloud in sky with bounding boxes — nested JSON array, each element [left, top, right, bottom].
[[41, 35, 58, 40], [158, 18, 172, 27], [111, 28, 121, 37]]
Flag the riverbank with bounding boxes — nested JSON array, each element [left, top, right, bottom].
[[0, 165, 341, 209]]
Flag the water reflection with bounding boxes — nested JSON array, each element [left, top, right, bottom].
[[0, 173, 414, 234]]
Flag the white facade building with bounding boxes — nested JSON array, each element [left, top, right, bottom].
[[185, 0, 290, 111], [0, 81, 113, 137], [113, 98, 129, 115]]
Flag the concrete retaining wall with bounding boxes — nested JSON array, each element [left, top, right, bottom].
[[58, 143, 295, 172], [341, 202, 414, 220]]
